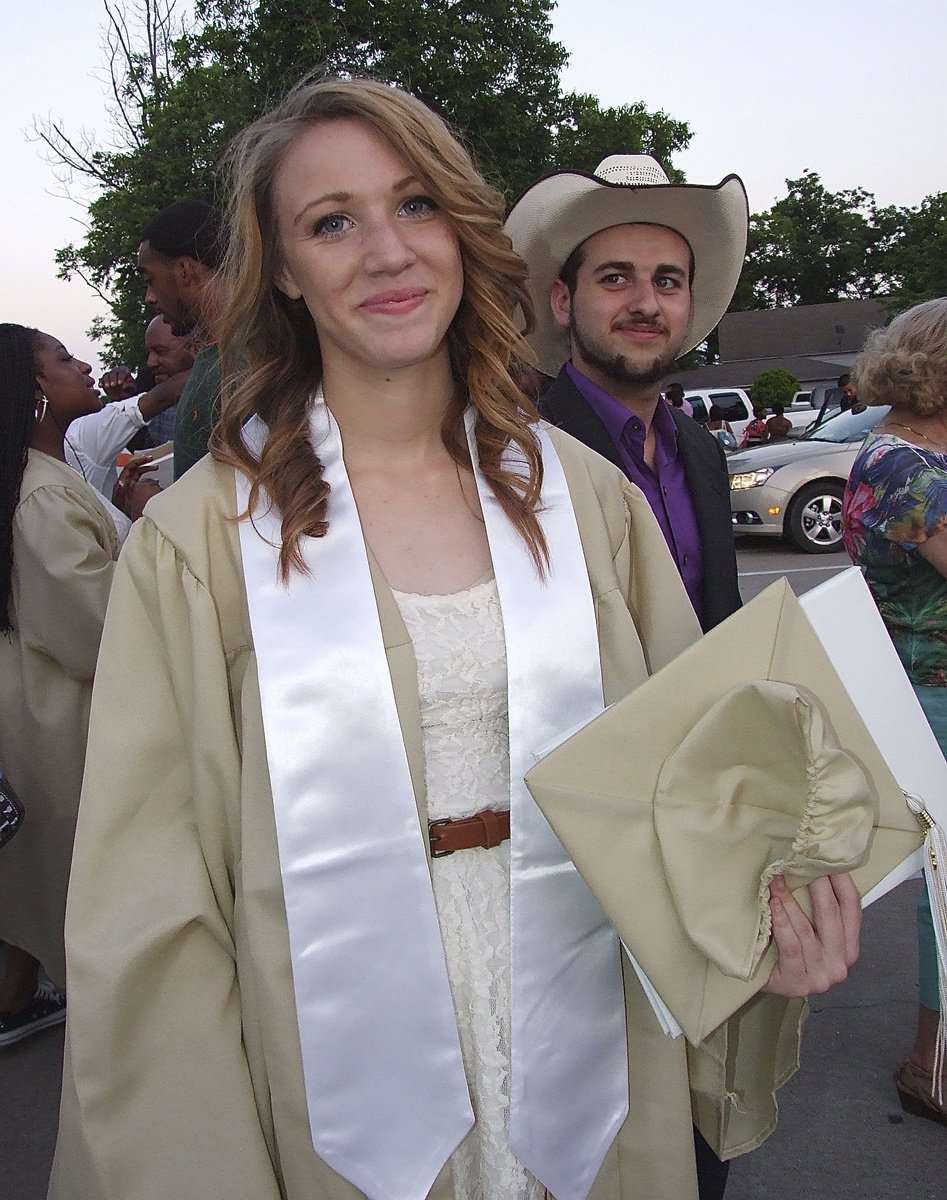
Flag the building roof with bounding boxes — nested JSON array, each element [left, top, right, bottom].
[[718, 299, 888, 362]]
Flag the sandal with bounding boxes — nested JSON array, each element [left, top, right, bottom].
[[894, 1058, 947, 1126]]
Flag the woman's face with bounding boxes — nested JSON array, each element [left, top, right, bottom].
[[273, 118, 464, 378], [33, 334, 101, 428]]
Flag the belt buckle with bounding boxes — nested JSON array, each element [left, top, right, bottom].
[[428, 818, 455, 858]]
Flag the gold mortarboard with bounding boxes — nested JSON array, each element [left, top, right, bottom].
[[526, 578, 925, 1045]]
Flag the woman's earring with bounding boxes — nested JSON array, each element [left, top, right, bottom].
[[34, 395, 48, 425]]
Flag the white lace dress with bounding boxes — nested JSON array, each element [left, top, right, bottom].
[[392, 576, 544, 1200]]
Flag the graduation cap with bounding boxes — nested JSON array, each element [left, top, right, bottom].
[[526, 573, 941, 1046]]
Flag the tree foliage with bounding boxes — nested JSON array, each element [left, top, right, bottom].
[[749, 368, 799, 410], [39, 0, 693, 363], [730, 171, 947, 317], [731, 172, 890, 310], [879, 192, 947, 315]]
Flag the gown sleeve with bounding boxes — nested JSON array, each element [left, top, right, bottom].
[[12, 484, 116, 680], [49, 516, 281, 1200]]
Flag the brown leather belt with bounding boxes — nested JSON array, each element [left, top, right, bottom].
[[428, 808, 511, 857]]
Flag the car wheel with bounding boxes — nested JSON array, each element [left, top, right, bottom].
[[785, 481, 846, 553]]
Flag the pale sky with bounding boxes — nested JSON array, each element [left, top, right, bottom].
[[2, 0, 944, 377]]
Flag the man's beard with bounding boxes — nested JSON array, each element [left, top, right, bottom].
[[571, 312, 680, 390]]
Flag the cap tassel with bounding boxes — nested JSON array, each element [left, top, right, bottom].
[[904, 792, 947, 1104]]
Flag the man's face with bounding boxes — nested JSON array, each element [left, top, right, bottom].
[[145, 317, 194, 382], [137, 241, 195, 336], [551, 223, 693, 393]]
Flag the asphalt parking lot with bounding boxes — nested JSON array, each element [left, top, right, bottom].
[[734, 532, 854, 605]]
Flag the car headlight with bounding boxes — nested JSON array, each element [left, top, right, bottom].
[[729, 467, 775, 491]]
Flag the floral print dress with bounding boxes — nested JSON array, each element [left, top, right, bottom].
[[842, 431, 947, 686]]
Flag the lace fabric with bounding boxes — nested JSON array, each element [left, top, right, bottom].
[[393, 578, 543, 1200]]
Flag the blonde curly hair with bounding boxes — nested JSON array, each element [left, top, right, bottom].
[[212, 76, 546, 581], [853, 297, 947, 415]]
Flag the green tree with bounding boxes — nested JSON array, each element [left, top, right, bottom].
[[39, 0, 692, 363], [731, 171, 891, 311], [729, 177, 947, 319], [548, 91, 689, 189], [879, 193, 947, 314], [749, 368, 799, 410]]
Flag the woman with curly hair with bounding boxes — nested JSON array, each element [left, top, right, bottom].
[[52, 78, 856, 1200], [842, 296, 947, 1125], [0, 324, 120, 1046]]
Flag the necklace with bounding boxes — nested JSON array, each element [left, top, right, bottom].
[[880, 420, 947, 449]]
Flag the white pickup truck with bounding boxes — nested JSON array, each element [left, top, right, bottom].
[[683, 387, 818, 447]]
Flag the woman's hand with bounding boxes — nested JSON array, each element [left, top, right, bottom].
[[113, 453, 161, 520], [763, 873, 862, 997]]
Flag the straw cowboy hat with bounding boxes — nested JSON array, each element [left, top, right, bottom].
[[505, 155, 749, 377]]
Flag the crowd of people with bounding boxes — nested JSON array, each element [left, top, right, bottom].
[[0, 71, 943, 1200]]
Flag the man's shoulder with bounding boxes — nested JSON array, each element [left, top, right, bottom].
[[669, 406, 726, 467], [174, 346, 222, 476], [537, 368, 582, 421], [668, 403, 711, 443], [183, 344, 221, 395]]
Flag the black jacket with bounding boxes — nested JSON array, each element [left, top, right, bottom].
[[539, 368, 741, 632]]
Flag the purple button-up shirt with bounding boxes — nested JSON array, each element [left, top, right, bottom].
[[566, 362, 704, 623]]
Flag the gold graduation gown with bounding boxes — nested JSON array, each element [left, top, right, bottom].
[[0, 451, 119, 986], [49, 429, 804, 1200]]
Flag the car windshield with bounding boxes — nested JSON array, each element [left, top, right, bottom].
[[801, 406, 889, 444]]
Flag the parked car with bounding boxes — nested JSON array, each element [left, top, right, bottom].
[[728, 404, 887, 553], [684, 386, 818, 444]]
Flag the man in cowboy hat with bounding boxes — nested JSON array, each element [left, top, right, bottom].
[[506, 156, 746, 633]]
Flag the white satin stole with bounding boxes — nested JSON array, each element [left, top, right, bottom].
[[236, 394, 627, 1200]]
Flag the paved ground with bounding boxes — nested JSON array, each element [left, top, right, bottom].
[[4, 538, 944, 1199], [726, 880, 945, 1200], [733, 533, 854, 605], [2, 1021, 62, 1200]]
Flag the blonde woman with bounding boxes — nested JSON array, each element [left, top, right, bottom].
[[843, 296, 947, 1125], [52, 79, 859, 1200]]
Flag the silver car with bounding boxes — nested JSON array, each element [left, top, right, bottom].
[[728, 406, 888, 553]]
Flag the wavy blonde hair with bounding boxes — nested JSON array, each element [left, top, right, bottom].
[[854, 297, 947, 416], [212, 76, 546, 580]]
